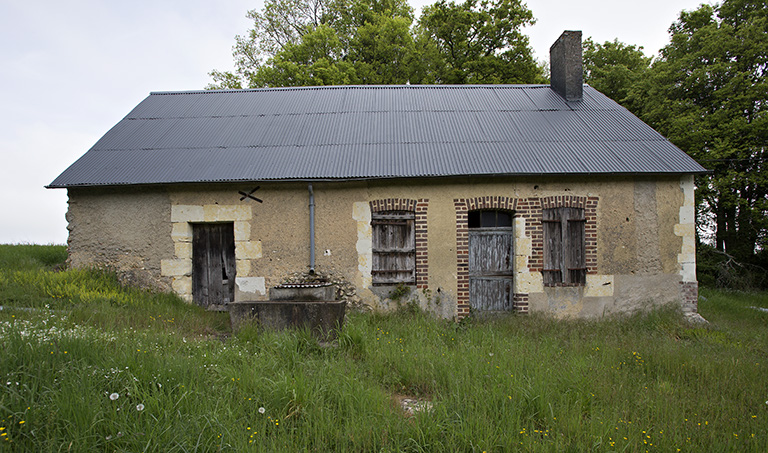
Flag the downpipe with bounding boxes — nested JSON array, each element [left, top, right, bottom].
[[308, 183, 315, 275]]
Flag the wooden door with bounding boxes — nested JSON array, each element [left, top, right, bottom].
[[469, 227, 514, 311], [192, 223, 236, 308]]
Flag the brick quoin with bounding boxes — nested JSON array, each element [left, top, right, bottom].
[[680, 281, 699, 313]]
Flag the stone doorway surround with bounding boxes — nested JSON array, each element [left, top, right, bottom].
[[161, 204, 262, 302]]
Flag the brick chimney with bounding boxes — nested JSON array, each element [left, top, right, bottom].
[[550, 30, 583, 102]]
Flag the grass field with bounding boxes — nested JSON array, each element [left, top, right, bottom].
[[0, 244, 766, 451]]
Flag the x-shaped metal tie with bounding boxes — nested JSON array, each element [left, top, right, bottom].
[[238, 187, 263, 203]]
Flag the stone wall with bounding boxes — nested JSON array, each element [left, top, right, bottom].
[[65, 174, 696, 318], [66, 186, 174, 292]]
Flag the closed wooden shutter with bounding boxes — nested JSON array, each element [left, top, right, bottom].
[[371, 211, 415, 284], [543, 207, 586, 285], [566, 208, 586, 285], [542, 208, 563, 285]]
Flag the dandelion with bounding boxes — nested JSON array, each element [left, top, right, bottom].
[[136, 404, 145, 411], [259, 407, 266, 414], [109, 393, 119, 401]]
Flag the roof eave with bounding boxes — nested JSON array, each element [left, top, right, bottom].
[[45, 169, 711, 189]]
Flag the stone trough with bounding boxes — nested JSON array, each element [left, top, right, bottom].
[[229, 281, 345, 340]]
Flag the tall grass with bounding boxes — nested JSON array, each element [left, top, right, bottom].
[[1, 245, 766, 451]]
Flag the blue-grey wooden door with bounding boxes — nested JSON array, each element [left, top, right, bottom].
[[469, 227, 514, 312]]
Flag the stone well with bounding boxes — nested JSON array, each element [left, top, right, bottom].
[[229, 282, 345, 340]]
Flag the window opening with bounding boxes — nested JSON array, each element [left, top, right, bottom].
[[469, 210, 512, 229]]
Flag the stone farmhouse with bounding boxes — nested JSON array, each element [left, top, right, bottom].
[[48, 31, 706, 319]]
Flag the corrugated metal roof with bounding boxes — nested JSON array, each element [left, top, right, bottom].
[[48, 85, 707, 188]]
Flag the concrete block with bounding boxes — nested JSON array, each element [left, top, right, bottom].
[[171, 222, 193, 242], [174, 242, 192, 259], [681, 236, 696, 255], [515, 253, 529, 271], [203, 205, 251, 222], [161, 259, 191, 277], [516, 271, 543, 294], [680, 175, 695, 206], [235, 276, 266, 296], [352, 201, 371, 222], [514, 217, 527, 237], [678, 253, 696, 265], [679, 206, 695, 224], [237, 259, 251, 276], [172, 276, 192, 295], [680, 261, 696, 282], [236, 241, 262, 259], [674, 223, 695, 238], [234, 221, 251, 241], [171, 205, 204, 223]]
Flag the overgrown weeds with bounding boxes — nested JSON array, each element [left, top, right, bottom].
[[0, 245, 766, 451]]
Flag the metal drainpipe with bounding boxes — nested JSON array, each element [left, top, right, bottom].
[[308, 183, 316, 275]]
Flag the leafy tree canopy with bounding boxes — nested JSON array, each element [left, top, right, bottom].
[[208, 0, 545, 88], [626, 0, 768, 260], [582, 38, 651, 104], [417, 0, 543, 84]]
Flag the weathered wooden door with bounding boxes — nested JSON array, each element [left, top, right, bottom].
[[469, 227, 514, 312], [192, 223, 236, 308]]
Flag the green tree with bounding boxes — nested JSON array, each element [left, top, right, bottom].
[[627, 0, 768, 260], [209, 0, 544, 88], [417, 0, 543, 84], [582, 38, 651, 103], [209, 0, 418, 88]]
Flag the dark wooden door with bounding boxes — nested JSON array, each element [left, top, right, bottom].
[[469, 227, 514, 311], [192, 223, 236, 308]]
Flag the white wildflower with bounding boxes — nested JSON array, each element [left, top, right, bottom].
[[258, 407, 266, 414], [109, 393, 119, 401], [136, 404, 145, 411]]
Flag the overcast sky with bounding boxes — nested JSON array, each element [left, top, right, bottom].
[[0, 0, 708, 245]]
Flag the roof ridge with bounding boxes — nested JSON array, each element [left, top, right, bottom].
[[150, 84, 554, 96]]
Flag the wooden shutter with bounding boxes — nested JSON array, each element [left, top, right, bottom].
[[543, 208, 586, 285], [371, 211, 415, 284], [565, 208, 586, 285], [542, 209, 563, 285]]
